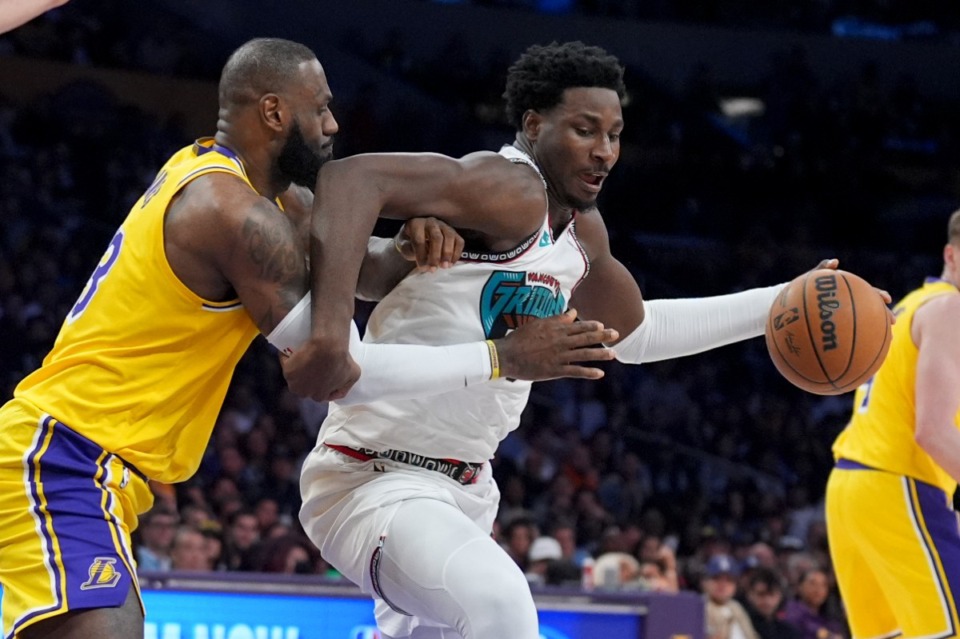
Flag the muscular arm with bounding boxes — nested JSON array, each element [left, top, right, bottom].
[[309, 151, 546, 335], [357, 237, 415, 302], [571, 208, 785, 363], [913, 294, 960, 481], [0, 0, 67, 33], [166, 173, 307, 336], [283, 151, 547, 400], [568, 209, 646, 338], [278, 184, 415, 302]]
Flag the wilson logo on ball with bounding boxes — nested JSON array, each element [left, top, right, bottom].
[[815, 275, 841, 352]]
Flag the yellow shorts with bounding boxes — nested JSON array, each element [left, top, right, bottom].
[[0, 399, 153, 638], [826, 459, 960, 639]]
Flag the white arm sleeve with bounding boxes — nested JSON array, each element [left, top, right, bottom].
[[611, 283, 787, 364], [267, 293, 492, 405]]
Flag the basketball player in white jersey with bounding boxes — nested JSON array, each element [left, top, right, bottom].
[[280, 42, 888, 638]]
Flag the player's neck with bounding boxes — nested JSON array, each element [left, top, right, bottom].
[[510, 137, 576, 228], [940, 269, 958, 289], [213, 133, 286, 200]]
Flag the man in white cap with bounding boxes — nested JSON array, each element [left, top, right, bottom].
[[525, 536, 563, 585]]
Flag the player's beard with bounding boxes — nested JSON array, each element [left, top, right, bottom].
[[277, 120, 330, 191]]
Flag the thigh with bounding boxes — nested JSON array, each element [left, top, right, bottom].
[[0, 411, 146, 638], [826, 469, 897, 639], [19, 585, 143, 639], [829, 468, 960, 639], [372, 498, 538, 639]]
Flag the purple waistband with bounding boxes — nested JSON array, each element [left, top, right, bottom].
[[836, 458, 875, 471]]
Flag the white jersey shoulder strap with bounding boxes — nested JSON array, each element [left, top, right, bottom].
[[498, 145, 547, 191]]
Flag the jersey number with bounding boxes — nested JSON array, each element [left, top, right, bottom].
[[856, 376, 875, 413], [68, 230, 124, 323]]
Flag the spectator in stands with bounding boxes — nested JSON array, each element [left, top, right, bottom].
[[170, 526, 212, 572], [703, 554, 759, 639], [222, 509, 260, 571], [525, 535, 563, 585], [500, 516, 536, 572], [743, 567, 799, 639], [592, 551, 643, 590], [639, 557, 679, 593], [134, 506, 178, 572], [782, 569, 846, 639], [251, 533, 320, 574]]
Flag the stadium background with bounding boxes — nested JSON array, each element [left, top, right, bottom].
[[1, 0, 958, 634]]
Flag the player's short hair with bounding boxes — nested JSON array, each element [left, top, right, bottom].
[[219, 38, 316, 106], [949, 209, 960, 246], [503, 41, 626, 130]]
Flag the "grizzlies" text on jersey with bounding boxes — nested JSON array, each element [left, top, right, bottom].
[[480, 271, 566, 339]]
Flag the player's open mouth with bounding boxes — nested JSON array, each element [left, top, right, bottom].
[[578, 172, 605, 192]]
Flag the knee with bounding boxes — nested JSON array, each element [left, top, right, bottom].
[[463, 568, 537, 633]]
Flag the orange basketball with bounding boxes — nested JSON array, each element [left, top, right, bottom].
[[765, 269, 892, 395]]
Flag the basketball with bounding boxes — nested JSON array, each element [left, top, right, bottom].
[[765, 269, 892, 395]]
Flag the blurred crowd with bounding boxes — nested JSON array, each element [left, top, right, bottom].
[[2, 2, 957, 637], [424, 0, 960, 36]]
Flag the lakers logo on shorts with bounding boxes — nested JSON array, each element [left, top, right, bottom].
[[80, 557, 122, 590]]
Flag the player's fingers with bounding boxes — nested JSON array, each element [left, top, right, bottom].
[[814, 258, 839, 271], [438, 224, 459, 269], [562, 346, 616, 362], [562, 328, 616, 350], [401, 222, 425, 266], [452, 234, 465, 265], [558, 365, 606, 380], [874, 287, 892, 304], [563, 319, 605, 335], [426, 223, 444, 269], [562, 308, 578, 322]]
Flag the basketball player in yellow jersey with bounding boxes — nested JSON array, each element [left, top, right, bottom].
[[826, 209, 960, 639], [0, 38, 618, 639]]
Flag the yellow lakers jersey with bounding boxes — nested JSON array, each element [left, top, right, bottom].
[[14, 139, 263, 483], [835, 278, 960, 493]]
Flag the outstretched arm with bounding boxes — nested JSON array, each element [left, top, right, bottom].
[[571, 209, 789, 363], [0, 0, 68, 34], [285, 151, 547, 401]]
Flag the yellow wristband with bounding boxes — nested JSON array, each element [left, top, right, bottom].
[[485, 340, 500, 380]]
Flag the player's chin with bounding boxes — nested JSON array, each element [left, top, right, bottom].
[[569, 194, 599, 211]]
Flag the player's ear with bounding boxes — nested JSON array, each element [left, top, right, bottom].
[[521, 110, 541, 142], [260, 93, 284, 132]]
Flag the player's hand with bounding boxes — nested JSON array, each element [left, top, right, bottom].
[[281, 336, 361, 402], [811, 258, 839, 271], [810, 259, 895, 324], [395, 217, 465, 272], [495, 308, 618, 381]]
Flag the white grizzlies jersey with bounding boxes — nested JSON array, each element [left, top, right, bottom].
[[321, 146, 590, 462]]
